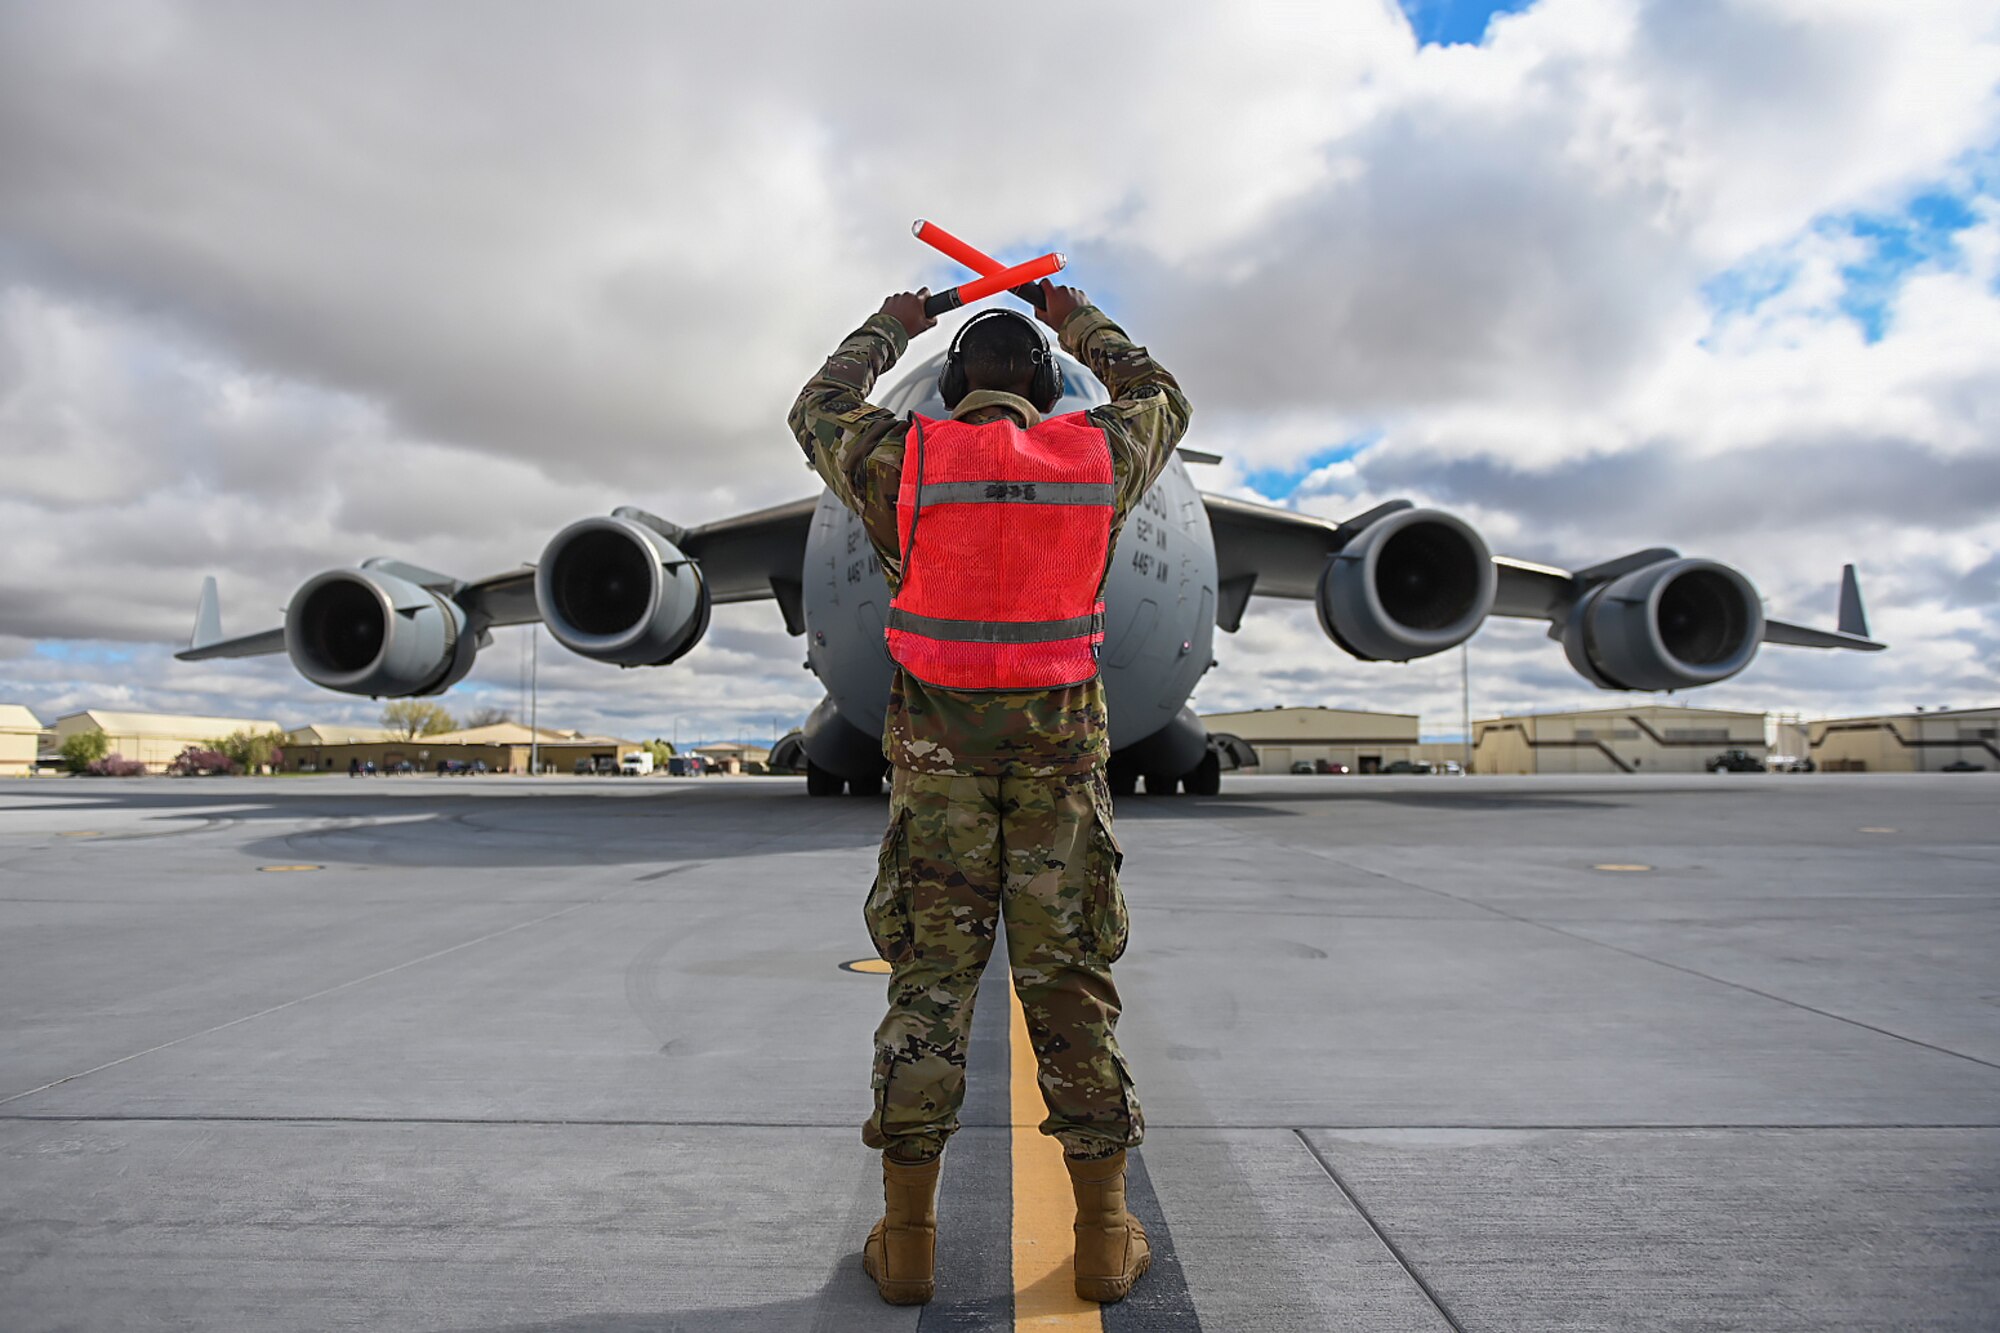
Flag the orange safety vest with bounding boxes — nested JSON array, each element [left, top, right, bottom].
[[886, 411, 1116, 691]]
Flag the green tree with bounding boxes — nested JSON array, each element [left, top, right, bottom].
[[461, 705, 511, 728], [214, 729, 288, 774], [646, 739, 674, 767], [381, 700, 457, 741], [60, 730, 109, 774]]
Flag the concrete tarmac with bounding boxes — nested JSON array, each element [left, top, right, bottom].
[[0, 772, 1995, 1331]]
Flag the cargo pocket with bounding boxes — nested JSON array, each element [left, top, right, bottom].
[[864, 805, 915, 966], [1085, 779, 1130, 964]]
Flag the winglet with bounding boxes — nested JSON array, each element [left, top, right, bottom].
[[1838, 564, 1869, 638], [191, 576, 223, 651], [175, 577, 288, 661]]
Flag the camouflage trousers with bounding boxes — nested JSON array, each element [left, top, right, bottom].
[[862, 764, 1143, 1162]]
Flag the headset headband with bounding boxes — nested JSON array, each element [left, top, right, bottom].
[[946, 307, 1051, 365]]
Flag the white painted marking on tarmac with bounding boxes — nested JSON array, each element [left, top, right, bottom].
[[1593, 863, 1653, 872]]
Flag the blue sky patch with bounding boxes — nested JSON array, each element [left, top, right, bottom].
[[34, 641, 136, 666], [1243, 435, 1379, 500], [1704, 175, 1988, 342], [1398, 0, 1537, 47]]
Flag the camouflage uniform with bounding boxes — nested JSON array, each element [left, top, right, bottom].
[[790, 303, 1190, 1161]]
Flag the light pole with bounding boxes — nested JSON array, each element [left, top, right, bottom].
[[528, 625, 540, 776], [1460, 642, 1472, 774]]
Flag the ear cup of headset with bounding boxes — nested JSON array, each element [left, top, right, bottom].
[[938, 355, 968, 409], [1032, 354, 1064, 413]]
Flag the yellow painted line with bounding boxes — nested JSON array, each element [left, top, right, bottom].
[[1009, 986, 1102, 1330], [839, 957, 893, 975], [257, 864, 323, 873], [57, 831, 102, 838], [1594, 863, 1653, 872]]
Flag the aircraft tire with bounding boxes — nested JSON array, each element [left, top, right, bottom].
[[846, 772, 883, 797], [1142, 771, 1180, 796], [1109, 767, 1138, 798], [805, 762, 845, 797], [1184, 750, 1222, 796]]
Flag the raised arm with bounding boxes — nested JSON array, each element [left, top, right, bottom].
[[1037, 282, 1192, 518], [787, 293, 937, 561]]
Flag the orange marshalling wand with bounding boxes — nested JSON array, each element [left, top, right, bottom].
[[921, 250, 1066, 316]]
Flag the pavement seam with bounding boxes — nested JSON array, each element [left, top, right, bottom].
[[1292, 1128, 1466, 1333], [1298, 846, 2000, 1075], [0, 895, 611, 1109]]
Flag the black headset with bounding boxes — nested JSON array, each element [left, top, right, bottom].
[[937, 308, 1065, 413]]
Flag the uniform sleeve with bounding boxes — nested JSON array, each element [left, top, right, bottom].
[[1060, 306, 1193, 520], [786, 312, 914, 575]]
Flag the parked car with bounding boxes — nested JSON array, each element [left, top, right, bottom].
[[1940, 759, 1986, 772], [1707, 749, 1767, 772], [1313, 758, 1350, 775], [1382, 760, 1433, 775], [1288, 760, 1315, 774]]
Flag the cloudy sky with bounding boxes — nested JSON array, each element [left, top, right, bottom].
[[2, 0, 1996, 744]]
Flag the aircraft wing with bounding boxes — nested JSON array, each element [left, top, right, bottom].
[[675, 496, 818, 633], [178, 493, 823, 663], [611, 496, 819, 633], [1200, 491, 1886, 651]]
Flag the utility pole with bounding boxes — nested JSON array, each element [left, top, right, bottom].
[[528, 626, 540, 777], [1461, 642, 1472, 774]]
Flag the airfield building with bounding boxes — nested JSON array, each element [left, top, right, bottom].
[[1, 705, 46, 776], [51, 709, 285, 774], [1197, 707, 1437, 773], [284, 721, 638, 775], [1808, 706, 2000, 772], [690, 742, 771, 775], [1472, 704, 1768, 774]]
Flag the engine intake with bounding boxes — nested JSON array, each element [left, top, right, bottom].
[[1317, 509, 1496, 660], [285, 569, 474, 697], [536, 515, 709, 667], [1561, 558, 1764, 691]]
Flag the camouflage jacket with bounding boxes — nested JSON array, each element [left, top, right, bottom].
[[788, 304, 1191, 775]]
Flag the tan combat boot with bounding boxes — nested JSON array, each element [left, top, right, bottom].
[[1066, 1150, 1151, 1303], [862, 1152, 942, 1305]]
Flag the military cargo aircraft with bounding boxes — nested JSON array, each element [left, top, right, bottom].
[[179, 347, 1883, 796]]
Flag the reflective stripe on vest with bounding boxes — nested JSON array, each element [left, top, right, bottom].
[[886, 411, 1116, 692], [916, 481, 1116, 507], [886, 607, 1106, 644]]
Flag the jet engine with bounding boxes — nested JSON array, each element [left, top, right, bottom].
[[536, 513, 709, 667], [285, 568, 476, 697], [1560, 558, 1764, 691], [1317, 508, 1497, 661]]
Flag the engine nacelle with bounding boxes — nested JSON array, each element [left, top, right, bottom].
[[1561, 558, 1764, 691], [1317, 509, 1496, 661], [285, 569, 475, 697], [536, 515, 709, 667]]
